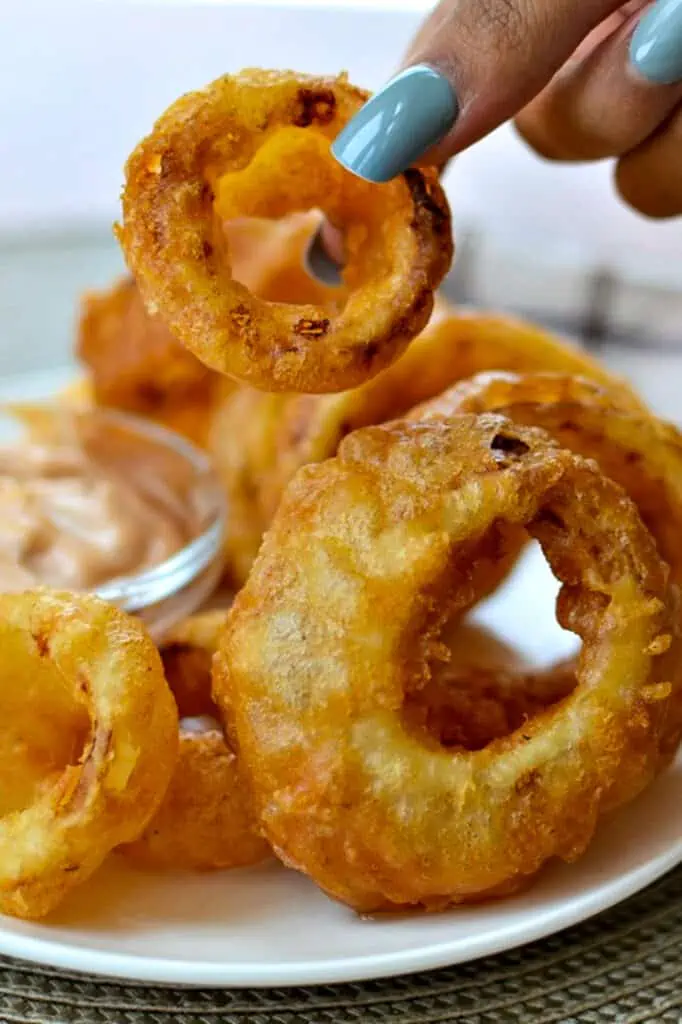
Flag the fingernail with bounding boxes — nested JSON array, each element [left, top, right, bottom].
[[630, 0, 682, 84], [331, 65, 458, 183], [305, 225, 343, 287]]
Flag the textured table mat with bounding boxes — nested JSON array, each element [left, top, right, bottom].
[[1, 867, 680, 1024]]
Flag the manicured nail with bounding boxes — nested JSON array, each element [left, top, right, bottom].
[[331, 65, 458, 183], [305, 225, 343, 287], [630, 0, 682, 85]]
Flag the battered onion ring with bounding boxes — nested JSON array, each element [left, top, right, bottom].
[[122, 611, 269, 871], [119, 69, 452, 393], [0, 590, 177, 919], [209, 302, 642, 581], [414, 372, 682, 585], [266, 306, 645, 520], [77, 276, 222, 447], [215, 414, 678, 912], [78, 212, 337, 444], [210, 388, 292, 586], [414, 370, 682, 757]]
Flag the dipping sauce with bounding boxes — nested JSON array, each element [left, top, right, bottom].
[[0, 438, 190, 591]]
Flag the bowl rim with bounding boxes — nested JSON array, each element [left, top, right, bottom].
[[0, 402, 227, 612]]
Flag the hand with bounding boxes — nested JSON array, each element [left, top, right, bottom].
[[331, 0, 682, 218]]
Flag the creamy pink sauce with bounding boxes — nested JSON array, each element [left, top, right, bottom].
[[0, 442, 188, 590]]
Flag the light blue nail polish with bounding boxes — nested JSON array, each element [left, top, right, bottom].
[[630, 0, 682, 84], [331, 65, 458, 183]]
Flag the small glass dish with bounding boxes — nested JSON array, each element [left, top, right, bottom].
[[0, 403, 226, 641]]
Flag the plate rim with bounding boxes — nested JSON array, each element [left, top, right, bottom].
[[0, 838, 680, 988]]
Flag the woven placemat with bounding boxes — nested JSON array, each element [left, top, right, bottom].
[[1, 867, 681, 1024]]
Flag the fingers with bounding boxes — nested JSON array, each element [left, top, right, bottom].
[[515, 4, 682, 161], [332, 0, 627, 181], [615, 103, 682, 216]]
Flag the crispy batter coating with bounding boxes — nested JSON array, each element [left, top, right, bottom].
[[210, 303, 642, 582], [0, 590, 177, 919], [122, 611, 269, 871], [215, 415, 679, 912], [416, 370, 682, 758], [210, 389, 291, 586], [77, 276, 221, 447], [78, 211, 342, 445], [267, 306, 645, 518], [119, 69, 452, 392]]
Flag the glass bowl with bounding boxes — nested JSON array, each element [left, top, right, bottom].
[[0, 403, 226, 641]]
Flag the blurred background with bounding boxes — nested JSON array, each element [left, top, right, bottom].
[[1, 0, 680, 414]]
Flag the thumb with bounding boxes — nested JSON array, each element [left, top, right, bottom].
[[332, 0, 629, 181]]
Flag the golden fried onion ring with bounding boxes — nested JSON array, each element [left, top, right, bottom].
[[0, 590, 177, 919], [122, 611, 269, 871], [77, 276, 222, 448], [415, 370, 682, 759], [210, 389, 291, 587], [415, 372, 682, 589], [263, 305, 644, 517], [215, 415, 678, 911], [119, 69, 452, 393], [209, 303, 643, 582], [78, 212, 338, 445]]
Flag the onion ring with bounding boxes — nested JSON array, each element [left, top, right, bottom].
[[209, 388, 291, 586], [0, 590, 177, 919], [415, 371, 682, 584], [266, 307, 645, 520], [210, 303, 642, 582], [119, 69, 452, 393], [122, 611, 269, 871], [414, 369, 682, 758], [215, 414, 678, 911], [77, 276, 222, 447]]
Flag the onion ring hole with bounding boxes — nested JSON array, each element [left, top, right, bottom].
[[401, 533, 581, 753]]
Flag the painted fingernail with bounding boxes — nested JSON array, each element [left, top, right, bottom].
[[331, 65, 458, 183], [630, 0, 682, 84]]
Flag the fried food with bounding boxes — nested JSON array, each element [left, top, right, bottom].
[[215, 414, 679, 912], [119, 69, 452, 393], [210, 388, 291, 586], [210, 302, 643, 582], [268, 305, 645, 512], [77, 276, 220, 447], [78, 210, 342, 443], [415, 369, 682, 759], [415, 372, 682, 582], [122, 611, 269, 871], [0, 590, 177, 919]]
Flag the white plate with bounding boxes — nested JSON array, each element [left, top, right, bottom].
[[1, 371, 681, 988], [0, 542, 680, 988]]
